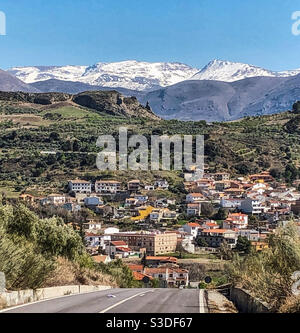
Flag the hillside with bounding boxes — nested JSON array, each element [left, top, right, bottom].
[[140, 76, 300, 121], [0, 92, 299, 197], [0, 69, 39, 93], [0, 91, 159, 120]]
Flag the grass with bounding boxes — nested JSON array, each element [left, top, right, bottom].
[[0, 185, 21, 198], [40, 106, 91, 119]]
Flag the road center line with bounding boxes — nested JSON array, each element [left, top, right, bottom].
[[99, 290, 154, 313]]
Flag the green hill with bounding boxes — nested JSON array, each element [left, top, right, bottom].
[[0, 91, 300, 196]]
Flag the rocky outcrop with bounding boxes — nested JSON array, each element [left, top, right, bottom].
[[72, 91, 160, 120]]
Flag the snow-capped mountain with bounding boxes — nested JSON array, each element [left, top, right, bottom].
[[8, 59, 300, 91], [191, 59, 300, 82], [8, 61, 199, 91], [8, 65, 87, 84]]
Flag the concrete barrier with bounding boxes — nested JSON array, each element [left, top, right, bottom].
[[0, 285, 112, 309], [230, 287, 271, 313]]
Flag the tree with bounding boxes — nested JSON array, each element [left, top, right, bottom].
[[215, 207, 228, 220], [236, 236, 252, 254], [197, 238, 208, 247], [226, 222, 300, 311], [285, 164, 298, 183], [201, 202, 214, 217], [270, 168, 282, 180], [292, 101, 300, 114], [219, 241, 233, 260]]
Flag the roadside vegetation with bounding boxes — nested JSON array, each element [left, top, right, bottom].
[[225, 222, 300, 312], [0, 198, 136, 290]]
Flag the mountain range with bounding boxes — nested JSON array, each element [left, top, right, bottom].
[[2, 59, 300, 121]]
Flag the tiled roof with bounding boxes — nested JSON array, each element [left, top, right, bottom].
[[116, 246, 132, 252], [146, 256, 177, 262], [127, 264, 144, 271], [187, 223, 201, 227], [92, 255, 109, 263], [201, 229, 235, 234], [70, 180, 90, 184], [111, 240, 127, 247], [132, 271, 153, 281]]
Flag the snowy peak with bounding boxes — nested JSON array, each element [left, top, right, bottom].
[[7, 59, 300, 91], [8, 61, 198, 91], [8, 65, 88, 84], [192, 59, 300, 82], [80, 60, 199, 90]]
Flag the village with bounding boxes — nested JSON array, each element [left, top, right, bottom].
[[18, 170, 300, 288]]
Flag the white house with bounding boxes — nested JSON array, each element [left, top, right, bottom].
[[154, 180, 169, 190], [183, 222, 201, 239], [106, 241, 132, 258], [238, 229, 260, 241], [187, 203, 201, 216], [68, 180, 92, 194], [240, 197, 265, 214], [223, 213, 249, 229], [104, 227, 120, 234], [83, 219, 102, 231], [47, 194, 66, 206], [150, 209, 163, 223], [85, 234, 101, 248], [145, 185, 155, 191], [220, 197, 243, 209], [186, 193, 205, 203]]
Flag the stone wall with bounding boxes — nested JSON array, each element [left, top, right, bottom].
[[230, 287, 271, 313]]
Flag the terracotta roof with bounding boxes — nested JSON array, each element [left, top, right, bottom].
[[228, 213, 248, 217], [132, 271, 153, 281], [111, 241, 128, 246], [70, 180, 90, 184], [127, 264, 144, 272], [201, 229, 236, 234], [146, 256, 177, 262], [92, 255, 109, 263], [187, 223, 201, 227], [96, 180, 121, 184], [188, 193, 204, 197], [116, 246, 132, 252]]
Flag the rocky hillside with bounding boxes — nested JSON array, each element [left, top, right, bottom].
[[0, 90, 159, 120], [72, 91, 160, 119]]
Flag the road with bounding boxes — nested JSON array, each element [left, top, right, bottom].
[[1, 288, 208, 314]]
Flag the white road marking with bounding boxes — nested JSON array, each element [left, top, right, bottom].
[[199, 289, 207, 313], [99, 290, 155, 313]]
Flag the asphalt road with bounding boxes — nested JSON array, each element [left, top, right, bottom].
[[1, 288, 207, 314]]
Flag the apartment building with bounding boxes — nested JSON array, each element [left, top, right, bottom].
[[241, 197, 265, 214], [68, 180, 92, 194], [111, 232, 177, 255], [127, 180, 141, 192], [95, 180, 122, 194], [197, 229, 237, 248]]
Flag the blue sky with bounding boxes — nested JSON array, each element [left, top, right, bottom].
[[0, 0, 299, 70]]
